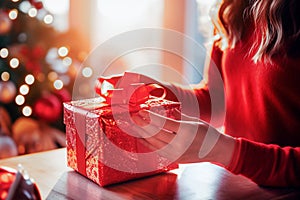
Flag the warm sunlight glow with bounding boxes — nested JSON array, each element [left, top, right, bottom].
[[43, 0, 70, 15], [97, 0, 149, 21]]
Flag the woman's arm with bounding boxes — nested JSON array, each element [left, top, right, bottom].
[[227, 138, 300, 187], [133, 110, 300, 187]]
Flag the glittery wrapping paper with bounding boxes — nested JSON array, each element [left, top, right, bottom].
[[63, 97, 180, 186]]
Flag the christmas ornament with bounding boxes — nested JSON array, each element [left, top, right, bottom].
[[0, 81, 16, 104], [12, 117, 41, 154], [31, 45, 46, 59], [0, 11, 12, 35], [20, 45, 45, 74], [12, 117, 62, 155], [33, 93, 62, 123], [0, 135, 18, 159]]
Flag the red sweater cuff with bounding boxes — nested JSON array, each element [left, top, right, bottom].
[[224, 137, 300, 187], [225, 137, 243, 173]]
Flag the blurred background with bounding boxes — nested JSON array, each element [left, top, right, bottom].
[[0, 0, 216, 158]]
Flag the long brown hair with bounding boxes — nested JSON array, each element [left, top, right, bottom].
[[213, 0, 300, 63]]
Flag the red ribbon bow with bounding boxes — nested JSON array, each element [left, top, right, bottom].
[[95, 72, 166, 106]]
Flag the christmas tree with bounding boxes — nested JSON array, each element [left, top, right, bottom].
[[0, 0, 85, 156]]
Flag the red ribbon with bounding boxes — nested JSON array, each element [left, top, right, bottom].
[[96, 73, 166, 106]]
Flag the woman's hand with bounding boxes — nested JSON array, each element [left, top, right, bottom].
[[132, 109, 236, 166]]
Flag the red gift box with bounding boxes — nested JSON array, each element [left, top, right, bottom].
[[63, 96, 180, 186]]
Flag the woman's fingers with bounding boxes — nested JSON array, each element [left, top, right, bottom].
[[172, 108, 209, 124], [138, 110, 180, 133], [172, 108, 199, 122], [132, 115, 176, 143], [132, 124, 176, 157]]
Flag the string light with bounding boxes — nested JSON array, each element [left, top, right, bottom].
[[22, 106, 32, 117], [43, 14, 53, 24], [25, 74, 35, 85], [48, 71, 58, 81], [82, 67, 93, 78], [19, 84, 29, 95], [1, 72, 10, 81], [15, 95, 25, 105], [28, 8, 37, 17], [10, 58, 19, 68], [58, 46, 68, 57], [0, 48, 9, 58], [8, 9, 18, 20], [62, 57, 72, 66], [53, 79, 63, 90]]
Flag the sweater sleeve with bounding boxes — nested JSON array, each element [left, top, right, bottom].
[[163, 44, 225, 126], [226, 138, 300, 187]]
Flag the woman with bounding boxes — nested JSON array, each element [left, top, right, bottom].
[[102, 0, 300, 187]]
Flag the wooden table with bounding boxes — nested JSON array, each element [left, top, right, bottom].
[[0, 148, 299, 200]]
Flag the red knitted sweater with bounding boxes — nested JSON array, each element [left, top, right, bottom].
[[167, 35, 300, 186]]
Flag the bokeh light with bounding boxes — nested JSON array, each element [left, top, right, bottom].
[[8, 9, 18, 20], [48, 71, 58, 81], [28, 8, 37, 17], [25, 74, 35, 85], [15, 95, 25, 105], [44, 14, 53, 24], [0, 48, 9, 58], [53, 79, 63, 90], [1, 72, 10, 81], [19, 84, 29, 95], [22, 106, 32, 117], [58, 46, 68, 57], [62, 57, 72, 66], [82, 67, 93, 78], [10, 58, 19, 69]]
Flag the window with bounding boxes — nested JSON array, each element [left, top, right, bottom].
[[69, 0, 216, 85]]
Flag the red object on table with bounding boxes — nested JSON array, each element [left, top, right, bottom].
[[63, 96, 180, 186], [0, 166, 41, 200]]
